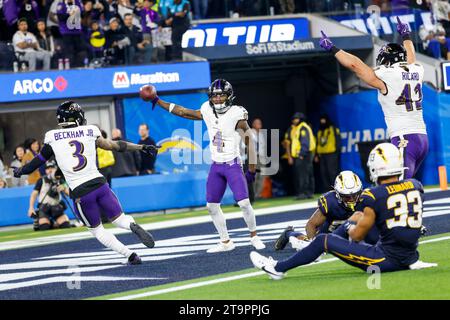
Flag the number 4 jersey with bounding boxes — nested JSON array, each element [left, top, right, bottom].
[[359, 179, 424, 266], [200, 102, 249, 163], [375, 62, 427, 138], [44, 125, 104, 191]]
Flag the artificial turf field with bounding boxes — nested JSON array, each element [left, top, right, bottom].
[[0, 189, 449, 300]]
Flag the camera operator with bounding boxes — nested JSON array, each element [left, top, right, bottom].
[[28, 161, 72, 231]]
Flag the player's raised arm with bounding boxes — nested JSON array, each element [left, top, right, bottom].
[[139, 85, 203, 120], [96, 136, 159, 155], [319, 31, 387, 94], [396, 16, 416, 64]]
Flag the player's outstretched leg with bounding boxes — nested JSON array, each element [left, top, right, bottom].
[[206, 202, 235, 253], [89, 224, 141, 265], [112, 213, 155, 248], [237, 198, 265, 250]]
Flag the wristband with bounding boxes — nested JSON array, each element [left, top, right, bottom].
[[331, 46, 340, 55], [169, 103, 175, 113]]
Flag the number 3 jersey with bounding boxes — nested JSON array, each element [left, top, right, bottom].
[[200, 102, 249, 163], [359, 179, 424, 266], [44, 125, 104, 191], [374, 62, 427, 138]]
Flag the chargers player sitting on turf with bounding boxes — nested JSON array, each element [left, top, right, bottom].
[[250, 143, 436, 280], [14, 101, 157, 265], [275, 170, 379, 252], [319, 17, 428, 179], [148, 79, 265, 253]]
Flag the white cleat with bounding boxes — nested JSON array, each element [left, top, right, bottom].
[[289, 236, 311, 251], [250, 251, 285, 280], [409, 260, 438, 270], [207, 240, 236, 253], [251, 235, 266, 250]]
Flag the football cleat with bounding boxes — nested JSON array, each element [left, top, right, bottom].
[[127, 252, 142, 265], [289, 236, 311, 251], [251, 235, 266, 250], [207, 240, 236, 253], [250, 251, 285, 280], [274, 226, 294, 251], [130, 223, 155, 248], [409, 260, 437, 270]]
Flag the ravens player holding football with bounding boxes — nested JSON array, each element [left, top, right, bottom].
[[274, 170, 379, 252], [14, 101, 157, 265], [251, 143, 436, 280], [320, 17, 428, 179], [147, 79, 265, 253]]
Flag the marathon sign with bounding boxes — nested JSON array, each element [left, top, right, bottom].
[[0, 61, 210, 103]]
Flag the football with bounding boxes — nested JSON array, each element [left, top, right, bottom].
[[139, 84, 157, 101]]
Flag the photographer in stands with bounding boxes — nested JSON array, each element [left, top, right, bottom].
[[28, 161, 71, 231]]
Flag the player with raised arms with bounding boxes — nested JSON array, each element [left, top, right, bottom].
[[319, 17, 428, 179], [250, 142, 436, 280], [140, 79, 265, 253], [14, 101, 157, 265]]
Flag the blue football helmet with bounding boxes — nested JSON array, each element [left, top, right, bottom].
[[208, 79, 235, 114]]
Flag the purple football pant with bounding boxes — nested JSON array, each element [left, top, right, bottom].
[[73, 183, 123, 228], [206, 158, 249, 203], [391, 133, 429, 179]]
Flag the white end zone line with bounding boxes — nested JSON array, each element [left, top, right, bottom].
[[110, 235, 450, 300], [0, 188, 449, 252]]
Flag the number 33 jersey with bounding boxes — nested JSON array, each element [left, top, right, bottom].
[[200, 102, 249, 163], [44, 125, 103, 190], [375, 62, 427, 138], [359, 179, 424, 266]]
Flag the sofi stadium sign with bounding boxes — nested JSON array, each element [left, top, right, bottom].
[[0, 61, 210, 103], [182, 17, 310, 48]]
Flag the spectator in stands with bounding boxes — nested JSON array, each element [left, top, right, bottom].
[[251, 117, 268, 199], [46, 0, 61, 38], [105, 16, 129, 64], [10, 145, 28, 187], [0, 153, 5, 179], [192, 0, 207, 20], [57, 0, 88, 67], [279, 0, 295, 14], [419, 21, 450, 60], [22, 138, 44, 184], [284, 112, 315, 200], [110, 128, 141, 177], [36, 19, 56, 60], [0, 177, 7, 189], [433, 0, 450, 35], [117, 0, 137, 25], [167, 0, 190, 61], [103, 0, 118, 21], [86, 19, 106, 58], [314, 114, 341, 192], [137, 123, 157, 175], [17, 0, 40, 33], [81, 0, 103, 32], [28, 160, 71, 231], [13, 18, 52, 71], [122, 12, 152, 64], [97, 129, 115, 185], [138, 0, 159, 52], [158, 0, 174, 61]]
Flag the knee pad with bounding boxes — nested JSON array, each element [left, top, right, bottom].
[[59, 221, 71, 229], [39, 223, 51, 231], [237, 198, 251, 211]]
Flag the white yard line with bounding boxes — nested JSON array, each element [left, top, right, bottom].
[[111, 235, 450, 300]]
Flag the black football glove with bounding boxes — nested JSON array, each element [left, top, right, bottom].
[[12, 166, 23, 178], [141, 144, 160, 155]]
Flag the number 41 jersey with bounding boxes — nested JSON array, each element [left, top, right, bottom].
[[44, 125, 103, 190], [374, 62, 427, 138]]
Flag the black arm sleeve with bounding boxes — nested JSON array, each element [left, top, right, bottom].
[[21, 144, 54, 175], [34, 178, 43, 192]]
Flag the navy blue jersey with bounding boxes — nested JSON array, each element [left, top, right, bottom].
[[318, 191, 360, 232], [359, 179, 423, 266]]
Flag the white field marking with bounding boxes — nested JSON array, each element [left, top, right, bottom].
[[111, 235, 450, 300], [0, 190, 449, 252]]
